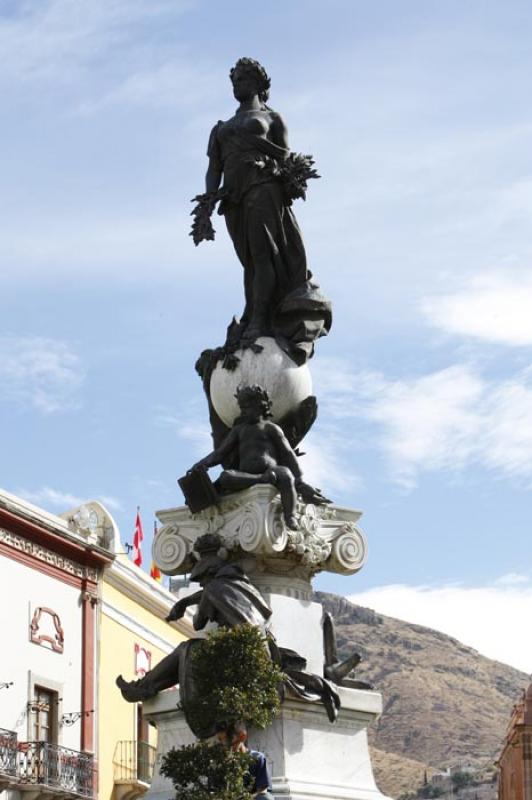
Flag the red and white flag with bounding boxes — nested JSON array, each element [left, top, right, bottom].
[[132, 508, 144, 567], [150, 520, 162, 582]]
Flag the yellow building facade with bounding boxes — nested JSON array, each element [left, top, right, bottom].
[[55, 499, 192, 800], [98, 542, 191, 800]]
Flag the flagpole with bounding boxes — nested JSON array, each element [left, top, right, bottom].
[[150, 517, 162, 583]]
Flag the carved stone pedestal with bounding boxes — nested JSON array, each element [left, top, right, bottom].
[[142, 690, 195, 800], [143, 686, 390, 800], [154, 486, 366, 580], [147, 487, 389, 800]]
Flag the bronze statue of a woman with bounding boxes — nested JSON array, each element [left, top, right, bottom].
[[191, 58, 331, 366]]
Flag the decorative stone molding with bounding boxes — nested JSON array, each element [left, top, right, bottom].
[[134, 644, 152, 676], [81, 589, 99, 607], [154, 485, 366, 584], [0, 528, 98, 582], [60, 500, 121, 553], [29, 607, 64, 653]]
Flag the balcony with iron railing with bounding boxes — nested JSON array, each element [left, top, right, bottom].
[[113, 740, 156, 800], [0, 729, 94, 799], [17, 741, 94, 797], [0, 727, 18, 790]]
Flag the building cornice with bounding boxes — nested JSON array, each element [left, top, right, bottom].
[[0, 526, 100, 586], [0, 495, 112, 571]]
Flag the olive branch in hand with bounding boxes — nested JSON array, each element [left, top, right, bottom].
[[251, 151, 320, 202], [189, 191, 223, 246]]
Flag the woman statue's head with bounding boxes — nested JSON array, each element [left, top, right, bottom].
[[230, 57, 271, 103]]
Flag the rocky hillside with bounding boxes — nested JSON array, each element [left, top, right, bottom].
[[315, 592, 527, 797]]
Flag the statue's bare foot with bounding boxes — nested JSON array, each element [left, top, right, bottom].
[[297, 480, 331, 505]]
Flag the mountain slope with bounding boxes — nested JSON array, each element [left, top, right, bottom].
[[315, 592, 527, 795]]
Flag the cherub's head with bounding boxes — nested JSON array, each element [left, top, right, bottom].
[[235, 384, 273, 422]]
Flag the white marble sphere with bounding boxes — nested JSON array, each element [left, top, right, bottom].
[[210, 336, 313, 426]]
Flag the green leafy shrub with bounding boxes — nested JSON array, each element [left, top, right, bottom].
[[452, 772, 477, 789], [184, 624, 284, 736], [161, 742, 254, 800]]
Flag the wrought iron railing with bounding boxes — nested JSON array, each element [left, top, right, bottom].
[[17, 741, 94, 797], [0, 728, 17, 776], [114, 740, 156, 784]]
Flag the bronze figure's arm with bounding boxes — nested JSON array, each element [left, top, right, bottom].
[[205, 159, 222, 195], [270, 423, 303, 479], [189, 426, 239, 472], [189, 124, 224, 246], [165, 591, 203, 622]]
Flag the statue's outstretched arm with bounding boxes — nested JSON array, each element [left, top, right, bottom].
[[271, 424, 303, 479], [190, 427, 239, 472], [165, 590, 203, 622]]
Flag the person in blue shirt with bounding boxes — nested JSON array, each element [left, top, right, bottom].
[[215, 721, 273, 800]]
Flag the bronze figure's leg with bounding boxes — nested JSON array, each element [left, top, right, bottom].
[[217, 470, 265, 491], [270, 466, 298, 530], [245, 250, 276, 342], [218, 467, 298, 530], [116, 646, 182, 702]]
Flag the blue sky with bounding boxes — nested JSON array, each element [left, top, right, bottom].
[[2, 0, 532, 670]]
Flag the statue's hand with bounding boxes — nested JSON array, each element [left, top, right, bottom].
[[187, 459, 208, 474], [166, 599, 187, 622]]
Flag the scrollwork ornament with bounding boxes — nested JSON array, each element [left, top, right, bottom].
[[328, 524, 367, 575], [265, 501, 288, 552], [152, 525, 192, 575], [238, 502, 263, 552]]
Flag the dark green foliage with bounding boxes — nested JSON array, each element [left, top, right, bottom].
[[161, 742, 254, 800], [452, 772, 477, 789], [184, 624, 284, 735], [398, 781, 445, 800], [419, 784, 444, 798], [189, 191, 223, 245], [280, 152, 320, 201], [247, 152, 320, 202], [163, 625, 283, 800]]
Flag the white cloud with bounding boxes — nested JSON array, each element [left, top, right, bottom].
[[16, 486, 123, 513], [348, 579, 532, 673], [313, 357, 532, 489], [0, 0, 188, 85], [0, 213, 192, 286], [77, 60, 217, 115], [154, 409, 212, 454], [300, 430, 362, 499], [496, 177, 532, 226], [17, 487, 85, 509], [495, 572, 530, 586], [96, 495, 124, 512], [0, 336, 85, 414], [358, 365, 484, 488], [422, 272, 532, 346]]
